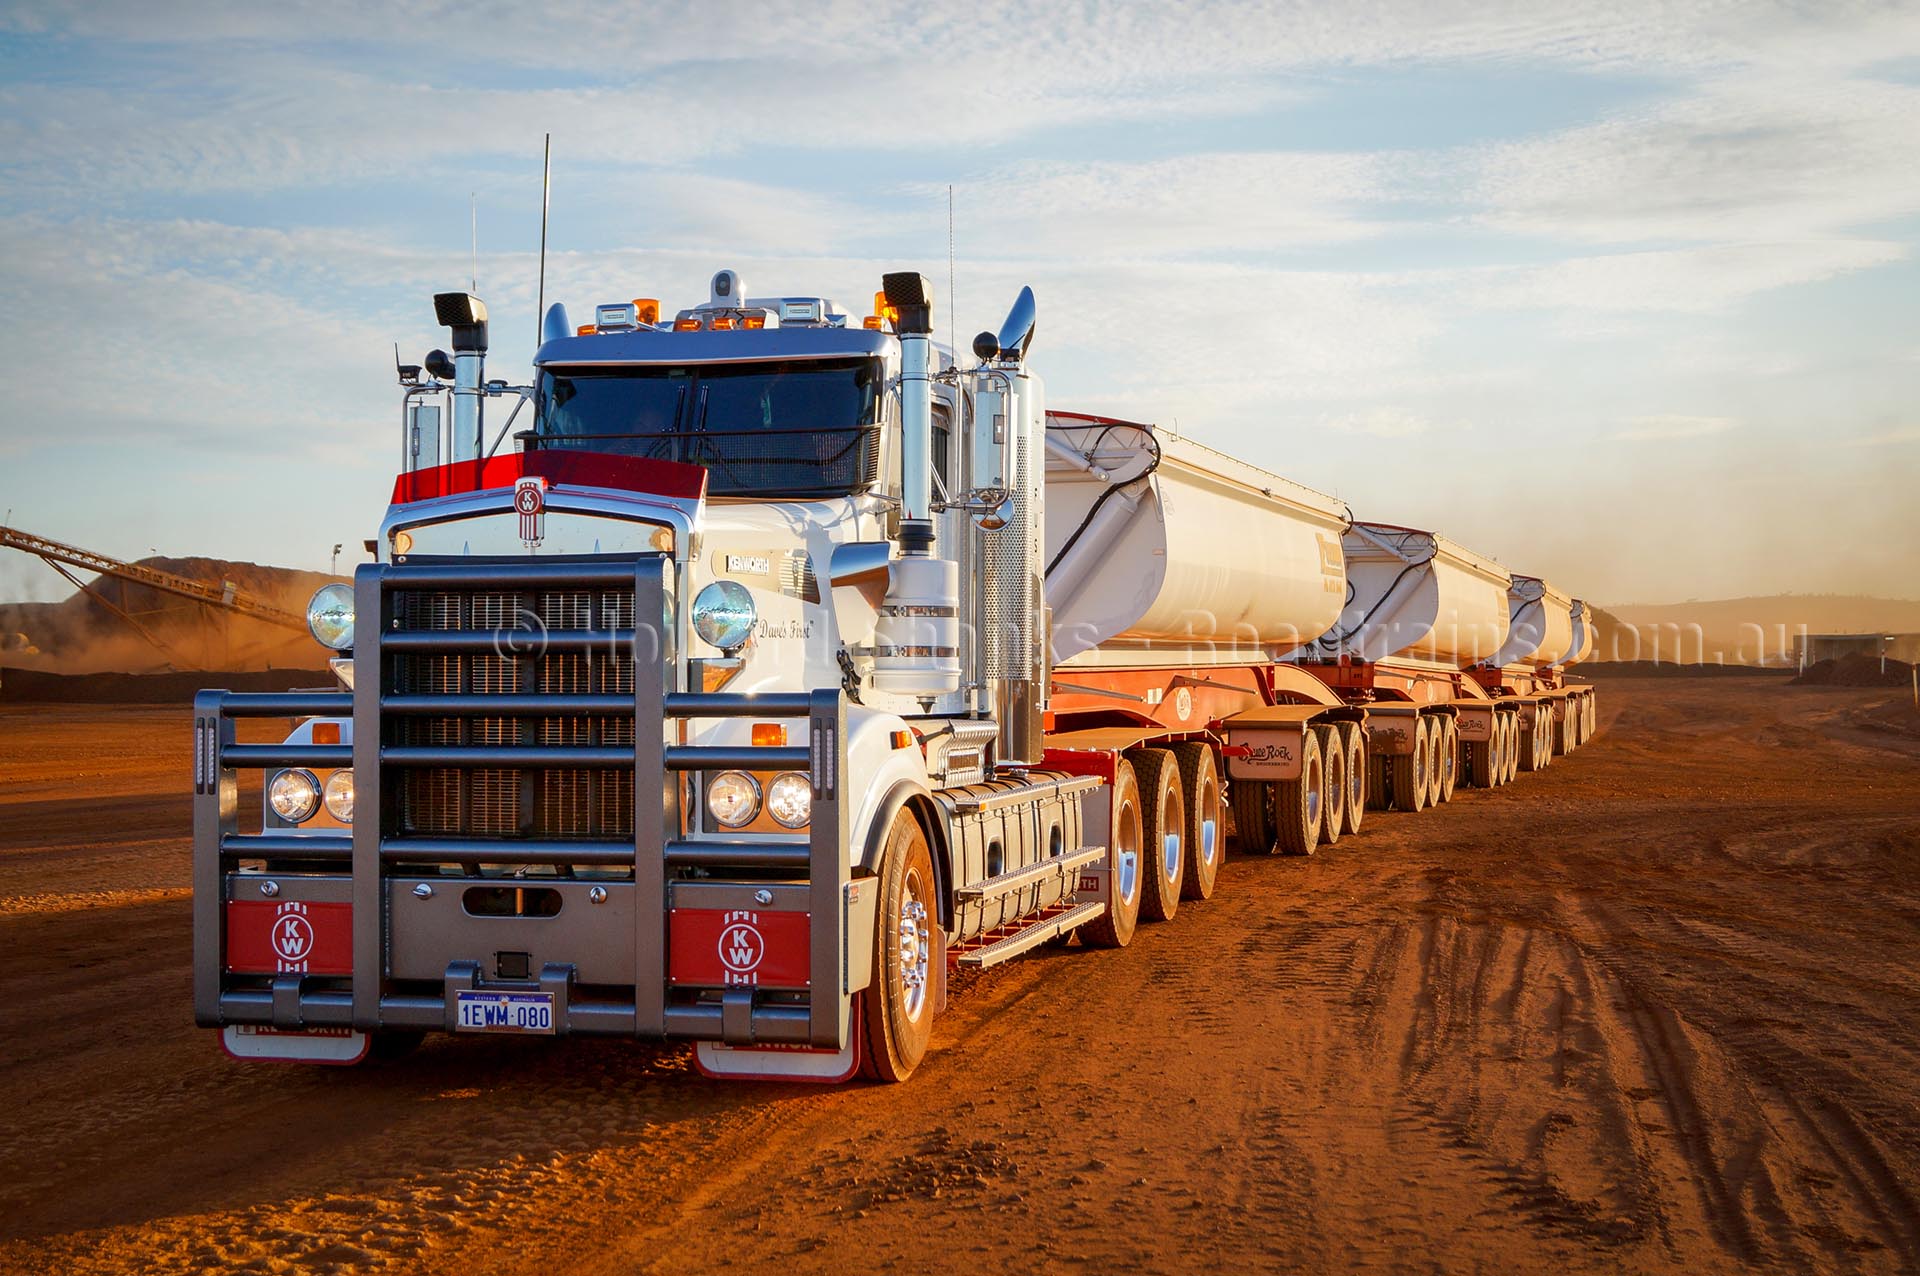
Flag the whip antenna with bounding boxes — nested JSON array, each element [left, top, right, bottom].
[[536, 133, 552, 347], [469, 193, 478, 293], [947, 184, 956, 362]]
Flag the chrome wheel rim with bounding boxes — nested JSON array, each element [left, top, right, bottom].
[[897, 869, 930, 1022]]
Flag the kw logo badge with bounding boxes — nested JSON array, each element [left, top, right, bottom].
[[272, 900, 314, 972], [717, 910, 766, 985], [515, 476, 547, 548]]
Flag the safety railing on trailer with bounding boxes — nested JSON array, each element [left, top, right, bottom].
[[192, 555, 850, 1051]]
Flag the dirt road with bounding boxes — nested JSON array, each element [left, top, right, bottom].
[[3, 678, 1918, 1275]]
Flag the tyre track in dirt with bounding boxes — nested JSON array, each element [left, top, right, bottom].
[[3, 679, 1919, 1275]]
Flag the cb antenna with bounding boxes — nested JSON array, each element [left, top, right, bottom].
[[536, 132, 552, 347], [947, 184, 956, 364], [469, 193, 478, 293]]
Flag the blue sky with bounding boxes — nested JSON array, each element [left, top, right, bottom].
[[2, 1, 1917, 606]]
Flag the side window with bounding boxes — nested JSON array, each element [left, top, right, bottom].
[[932, 401, 952, 498]]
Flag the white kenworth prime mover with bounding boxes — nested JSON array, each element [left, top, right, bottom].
[[193, 270, 1598, 1081]]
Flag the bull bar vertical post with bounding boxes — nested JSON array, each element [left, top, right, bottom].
[[191, 692, 237, 1026], [807, 687, 848, 1049], [633, 557, 670, 1038], [350, 562, 386, 1030]]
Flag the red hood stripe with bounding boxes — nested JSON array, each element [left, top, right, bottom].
[[392, 450, 708, 505]]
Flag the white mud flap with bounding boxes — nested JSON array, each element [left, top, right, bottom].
[[221, 1024, 369, 1065], [693, 999, 863, 1084]]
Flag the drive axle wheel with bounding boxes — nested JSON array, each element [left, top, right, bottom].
[[859, 809, 937, 1083], [1390, 718, 1427, 812], [1171, 742, 1224, 900], [1081, 760, 1144, 949], [1316, 725, 1346, 846], [1131, 749, 1185, 923], [1274, 729, 1323, 855], [1342, 725, 1366, 836]]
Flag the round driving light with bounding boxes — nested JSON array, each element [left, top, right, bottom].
[[306, 582, 356, 650], [323, 768, 355, 823], [269, 769, 321, 823], [691, 580, 756, 651], [766, 772, 812, 828], [705, 770, 761, 828]]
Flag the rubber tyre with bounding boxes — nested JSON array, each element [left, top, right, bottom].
[[1586, 694, 1597, 738], [1367, 750, 1391, 811], [1437, 716, 1458, 803], [1171, 742, 1223, 900], [1501, 714, 1520, 785], [1521, 706, 1547, 773], [1465, 736, 1494, 789], [1130, 749, 1185, 923], [1390, 718, 1427, 812], [1273, 730, 1323, 856], [1554, 703, 1573, 755], [1342, 725, 1366, 837], [858, 810, 938, 1083], [1230, 775, 1276, 854], [1315, 726, 1345, 846], [1080, 760, 1144, 949], [1421, 716, 1445, 808]]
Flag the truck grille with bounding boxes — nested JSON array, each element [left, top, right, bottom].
[[390, 586, 637, 839]]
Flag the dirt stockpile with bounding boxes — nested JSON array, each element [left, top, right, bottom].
[[0, 555, 340, 674], [3, 680, 1919, 1275], [1792, 654, 1916, 687]]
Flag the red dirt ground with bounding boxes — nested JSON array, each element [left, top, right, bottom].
[[2, 678, 1918, 1275]]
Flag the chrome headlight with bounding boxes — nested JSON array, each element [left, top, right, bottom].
[[269, 769, 321, 823], [323, 768, 355, 823], [306, 583, 356, 650], [766, 771, 812, 828], [691, 580, 755, 652], [705, 770, 761, 828]]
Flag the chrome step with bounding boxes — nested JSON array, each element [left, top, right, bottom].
[[953, 900, 1106, 970], [954, 843, 1106, 904]]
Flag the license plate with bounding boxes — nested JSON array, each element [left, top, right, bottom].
[[455, 990, 555, 1034]]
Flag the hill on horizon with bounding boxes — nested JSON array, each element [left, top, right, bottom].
[[1590, 594, 1920, 666]]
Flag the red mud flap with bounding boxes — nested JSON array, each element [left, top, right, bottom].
[[221, 1024, 369, 1066], [693, 998, 863, 1084]]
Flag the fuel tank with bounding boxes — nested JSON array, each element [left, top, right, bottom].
[[1491, 574, 1576, 668], [1043, 414, 1349, 665], [1303, 522, 1512, 667]]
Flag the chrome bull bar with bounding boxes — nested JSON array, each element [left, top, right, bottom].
[[193, 556, 852, 1051]]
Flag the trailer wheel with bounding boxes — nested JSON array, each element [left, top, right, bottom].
[[1230, 776, 1276, 854], [1586, 694, 1597, 739], [1465, 733, 1494, 789], [1366, 749, 1391, 811], [1437, 717, 1458, 803], [1390, 719, 1427, 812], [1315, 725, 1345, 846], [1171, 742, 1223, 900], [1273, 730, 1323, 855], [1342, 726, 1366, 836], [1081, 760, 1144, 949], [859, 809, 938, 1082], [1130, 749, 1184, 923], [1500, 714, 1520, 785], [1553, 703, 1573, 755], [1421, 716, 1445, 808], [1520, 705, 1546, 773]]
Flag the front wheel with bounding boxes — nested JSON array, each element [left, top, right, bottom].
[[859, 810, 938, 1082]]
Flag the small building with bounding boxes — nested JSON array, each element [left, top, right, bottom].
[[1795, 632, 1920, 670]]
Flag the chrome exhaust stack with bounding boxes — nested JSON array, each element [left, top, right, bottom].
[[434, 291, 489, 463]]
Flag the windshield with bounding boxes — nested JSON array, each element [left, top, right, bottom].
[[535, 358, 883, 497]]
